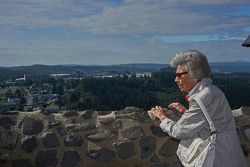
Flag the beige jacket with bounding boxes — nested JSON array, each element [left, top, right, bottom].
[[160, 78, 247, 167]]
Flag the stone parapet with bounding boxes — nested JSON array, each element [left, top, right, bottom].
[[0, 106, 250, 167]]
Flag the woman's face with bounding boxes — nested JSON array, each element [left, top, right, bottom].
[[175, 65, 198, 93]]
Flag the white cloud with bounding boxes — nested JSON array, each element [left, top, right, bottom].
[[71, 0, 250, 37]]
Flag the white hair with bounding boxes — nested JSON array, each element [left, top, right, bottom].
[[170, 49, 211, 81]]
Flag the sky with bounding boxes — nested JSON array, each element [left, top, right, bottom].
[[0, 0, 250, 67]]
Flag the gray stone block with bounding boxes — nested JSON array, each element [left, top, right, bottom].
[[122, 126, 145, 139], [87, 148, 115, 162], [140, 136, 156, 158], [113, 140, 135, 159], [0, 117, 14, 129], [20, 136, 37, 152], [18, 117, 43, 135], [11, 159, 33, 167], [64, 134, 83, 147], [35, 150, 58, 167], [61, 151, 80, 167], [42, 132, 59, 148], [0, 131, 18, 150]]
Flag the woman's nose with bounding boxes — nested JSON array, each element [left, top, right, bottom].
[[175, 77, 179, 83]]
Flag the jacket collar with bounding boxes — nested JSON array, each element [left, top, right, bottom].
[[188, 77, 212, 99]]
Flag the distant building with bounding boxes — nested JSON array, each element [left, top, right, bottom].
[[242, 35, 250, 47], [50, 74, 71, 79], [16, 74, 26, 81]]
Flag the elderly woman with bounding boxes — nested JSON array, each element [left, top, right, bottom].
[[151, 50, 247, 167]]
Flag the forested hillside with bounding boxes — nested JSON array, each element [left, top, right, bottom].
[[58, 71, 250, 111]]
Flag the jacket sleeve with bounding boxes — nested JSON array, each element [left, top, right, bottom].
[[160, 100, 207, 139]]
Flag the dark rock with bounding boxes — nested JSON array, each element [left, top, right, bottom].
[[36, 150, 58, 167], [150, 125, 166, 137], [150, 154, 160, 163], [64, 134, 83, 147], [11, 159, 33, 167], [241, 125, 250, 142], [70, 119, 76, 124], [0, 117, 14, 129], [0, 131, 18, 150], [128, 112, 150, 122], [122, 126, 145, 139], [159, 139, 179, 157], [62, 110, 78, 117], [151, 163, 169, 167], [121, 107, 144, 113], [98, 112, 115, 125], [66, 122, 96, 132], [42, 132, 59, 148], [0, 152, 7, 165], [61, 151, 80, 167], [87, 148, 115, 162], [116, 112, 149, 122], [20, 136, 37, 152], [140, 136, 156, 158], [113, 120, 123, 128], [57, 126, 67, 136], [18, 117, 43, 135], [87, 130, 116, 142], [80, 110, 96, 119], [98, 117, 114, 125], [48, 122, 61, 129], [241, 144, 249, 157], [168, 160, 183, 167], [113, 140, 135, 159]]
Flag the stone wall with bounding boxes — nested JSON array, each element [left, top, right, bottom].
[[0, 106, 250, 167]]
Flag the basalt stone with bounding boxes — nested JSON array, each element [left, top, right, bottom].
[[62, 110, 78, 117], [70, 119, 77, 124], [80, 110, 96, 119], [168, 160, 184, 167], [20, 136, 37, 152], [113, 140, 135, 159], [241, 144, 249, 156], [48, 121, 61, 129], [42, 132, 59, 148], [0, 131, 18, 150], [98, 112, 115, 125], [64, 134, 83, 147], [36, 150, 58, 167], [87, 148, 115, 162], [11, 159, 33, 167], [115, 113, 129, 119], [61, 151, 80, 167], [112, 119, 123, 128], [98, 117, 115, 125], [0, 117, 14, 129], [121, 107, 144, 113], [57, 126, 67, 136], [150, 125, 166, 137], [128, 112, 150, 122], [150, 163, 169, 167], [66, 122, 96, 132], [87, 130, 116, 142], [241, 125, 250, 142], [159, 139, 179, 157], [0, 152, 7, 165], [122, 126, 145, 139], [18, 117, 43, 135], [115, 112, 148, 121], [140, 136, 156, 158], [150, 154, 160, 163]]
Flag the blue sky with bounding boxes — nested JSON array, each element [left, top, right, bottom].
[[0, 0, 250, 67]]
